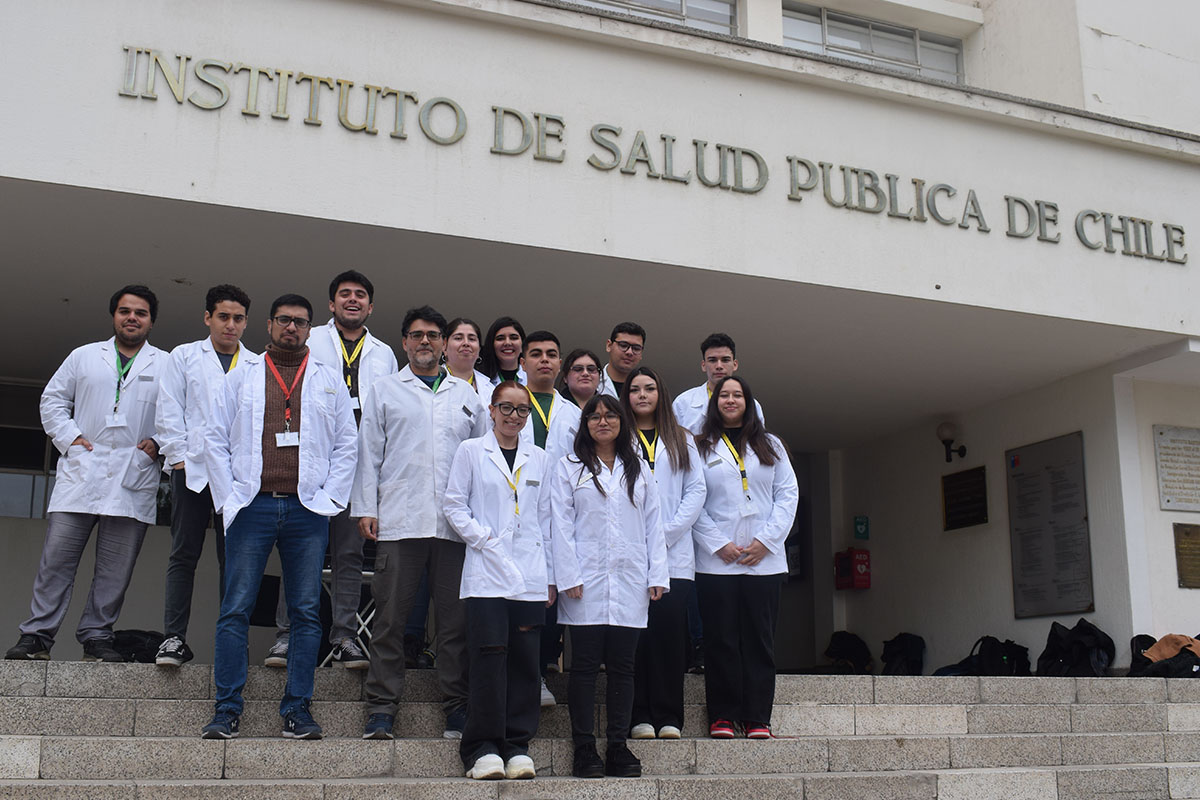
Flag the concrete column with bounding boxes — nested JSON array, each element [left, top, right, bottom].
[[737, 0, 784, 45]]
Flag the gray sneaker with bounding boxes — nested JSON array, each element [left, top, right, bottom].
[[330, 638, 369, 669], [264, 638, 288, 668]]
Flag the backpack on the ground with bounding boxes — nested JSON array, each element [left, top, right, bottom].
[[824, 631, 873, 674], [1129, 634, 1158, 677], [113, 629, 164, 663], [932, 635, 1030, 676], [881, 632, 925, 675], [1036, 618, 1115, 677]]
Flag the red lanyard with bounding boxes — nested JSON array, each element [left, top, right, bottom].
[[264, 352, 309, 432]]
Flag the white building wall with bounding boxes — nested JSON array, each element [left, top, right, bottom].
[[836, 364, 1132, 673]]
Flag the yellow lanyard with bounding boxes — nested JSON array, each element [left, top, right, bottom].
[[503, 466, 522, 515], [637, 428, 658, 471], [229, 349, 239, 370], [338, 335, 366, 390], [525, 386, 555, 431], [721, 433, 750, 495]]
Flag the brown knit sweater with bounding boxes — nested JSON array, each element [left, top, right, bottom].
[[260, 346, 307, 494]]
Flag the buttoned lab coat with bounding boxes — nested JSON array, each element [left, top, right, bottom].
[[518, 390, 582, 468], [551, 456, 669, 628], [643, 435, 706, 580], [308, 320, 399, 410], [692, 434, 799, 577], [350, 366, 488, 541], [205, 354, 358, 529], [444, 433, 552, 602], [672, 383, 766, 437], [42, 338, 166, 525], [156, 337, 259, 494]]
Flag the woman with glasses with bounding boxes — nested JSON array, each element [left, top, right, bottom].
[[557, 348, 601, 408], [443, 318, 490, 401], [551, 394, 668, 779], [480, 316, 527, 387], [693, 376, 798, 740], [443, 381, 552, 781], [620, 367, 705, 741]]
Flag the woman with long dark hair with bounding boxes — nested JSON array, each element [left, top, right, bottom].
[[443, 317, 489, 401], [480, 316, 526, 386], [557, 348, 601, 408], [693, 376, 798, 740], [621, 367, 706, 740], [550, 394, 668, 779]]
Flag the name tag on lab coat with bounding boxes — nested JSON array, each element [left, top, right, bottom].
[[105, 414, 128, 429], [350, 397, 360, 410], [276, 432, 300, 448]]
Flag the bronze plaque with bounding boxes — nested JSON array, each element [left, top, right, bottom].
[[942, 466, 988, 531], [1174, 524, 1200, 588]]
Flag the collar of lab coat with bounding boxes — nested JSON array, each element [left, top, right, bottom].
[[323, 318, 376, 358], [398, 363, 462, 391], [102, 335, 158, 382], [689, 383, 712, 409], [199, 336, 257, 367], [483, 430, 530, 480]]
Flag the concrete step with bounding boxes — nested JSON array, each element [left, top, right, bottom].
[[3, 731, 1199, 780], [1, 766, 1198, 800]]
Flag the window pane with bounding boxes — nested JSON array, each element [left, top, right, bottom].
[[0, 473, 34, 518], [873, 26, 917, 63], [827, 15, 871, 52], [0, 427, 48, 471], [920, 41, 960, 75], [782, 12, 822, 45]]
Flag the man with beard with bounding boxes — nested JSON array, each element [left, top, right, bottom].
[[354, 305, 487, 741], [6, 286, 165, 663], [598, 322, 646, 399], [267, 270, 397, 671], [201, 294, 357, 740]]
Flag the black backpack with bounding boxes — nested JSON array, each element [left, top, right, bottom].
[[881, 633, 925, 675], [825, 631, 873, 674], [1129, 634, 1158, 677], [113, 629, 165, 663], [933, 635, 1031, 676], [1036, 618, 1116, 677]]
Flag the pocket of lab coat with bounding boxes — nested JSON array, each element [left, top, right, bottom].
[[58, 444, 91, 484], [121, 448, 160, 491]]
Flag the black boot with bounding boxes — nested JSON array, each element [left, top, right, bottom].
[[605, 742, 642, 778], [572, 744, 604, 778]]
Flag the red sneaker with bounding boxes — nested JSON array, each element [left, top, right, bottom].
[[709, 719, 736, 739], [744, 722, 773, 739]]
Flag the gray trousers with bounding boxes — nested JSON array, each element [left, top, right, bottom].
[[365, 537, 467, 716], [19, 512, 148, 646], [275, 508, 363, 644]]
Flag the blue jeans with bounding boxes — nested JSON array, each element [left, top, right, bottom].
[[214, 493, 328, 717]]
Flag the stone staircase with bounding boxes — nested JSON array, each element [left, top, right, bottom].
[[2, 661, 1200, 798]]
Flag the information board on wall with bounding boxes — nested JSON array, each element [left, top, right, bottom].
[[1005, 432, 1094, 618], [1154, 425, 1200, 511]]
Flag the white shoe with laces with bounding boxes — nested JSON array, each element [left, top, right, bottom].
[[539, 677, 556, 707], [466, 753, 505, 780]]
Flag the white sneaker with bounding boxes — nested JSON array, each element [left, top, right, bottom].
[[466, 753, 505, 780], [539, 677, 556, 707], [505, 754, 536, 779], [631, 722, 655, 739], [658, 724, 681, 739]]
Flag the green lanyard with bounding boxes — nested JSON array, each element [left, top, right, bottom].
[[427, 371, 446, 393], [113, 342, 136, 413]]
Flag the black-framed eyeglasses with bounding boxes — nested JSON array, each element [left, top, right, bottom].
[[613, 340, 643, 354], [406, 330, 443, 342], [271, 315, 311, 329], [569, 364, 600, 374], [495, 402, 532, 418]]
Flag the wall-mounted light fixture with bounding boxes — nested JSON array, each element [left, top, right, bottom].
[[937, 422, 966, 463]]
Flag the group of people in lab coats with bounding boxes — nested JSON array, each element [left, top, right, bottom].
[[4, 274, 799, 783]]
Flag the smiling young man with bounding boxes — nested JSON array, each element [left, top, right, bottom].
[[598, 322, 646, 399], [6, 285, 165, 663], [154, 285, 257, 667], [672, 333, 765, 436], [353, 305, 488, 742], [268, 270, 398, 671]]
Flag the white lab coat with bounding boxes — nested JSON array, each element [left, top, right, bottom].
[[467, 369, 492, 403], [672, 383, 766, 436], [350, 366, 488, 541], [42, 338, 166, 525], [597, 363, 622, 398], [444, 432, 552, 601], [488, 366, 527, 387], [551, 455, 669, 628], [641, 435, 707, 580], [692, 434, 799, 576], [155, 337, 259, 493], [308, 320, 399, 409], [205, 351, 358, 528], [518, 389, 582, 468]]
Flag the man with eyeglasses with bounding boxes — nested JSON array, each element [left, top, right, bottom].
[[267, 270, 398, 671], [672, 332, 764, 435], [353, 305, 488, 741], [201, 294, 357, 741], [154, 284, 257, 668], [598, 322, 646, 399]]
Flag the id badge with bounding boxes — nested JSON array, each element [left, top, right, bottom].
[[276, 431, 300, 448], [739, 493, 756, 518], [105, 413, 128, 429], [350, 397, 360, 410]]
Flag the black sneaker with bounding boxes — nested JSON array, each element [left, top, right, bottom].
[[155, 636, 193, 667], [330, 638, 369, 670], [81, 637, 124, 663], [5, 634, 50, 661], [201, 710, 240, 739], [363, 712, 395, 740], [572, 744, 605, 779], [443, 706, 467, 739], [605, 742, 642, 778], [264, 638, 288, 667], [416, 648, 435, 669], [282, 702, 323, 740]]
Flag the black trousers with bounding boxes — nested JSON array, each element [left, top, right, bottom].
[[567, 625, 640, 749], [163, 469, 224, 639], [539, 598, 563, 674], [696, 572, 782, 725], [632, 578, 693, 730], [460, 598, 543, 767]]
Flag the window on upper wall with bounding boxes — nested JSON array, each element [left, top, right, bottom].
[[572, 0, 736, 35], [782, 3, 963, 84], [0, 426, 57, 520]]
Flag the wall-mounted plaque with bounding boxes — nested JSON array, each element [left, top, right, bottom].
[[1174, 524, 1200, 589], [1154, 425, 1200, 512], [1006, 431, 1094, 619], [942, 466, 988, 531]]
